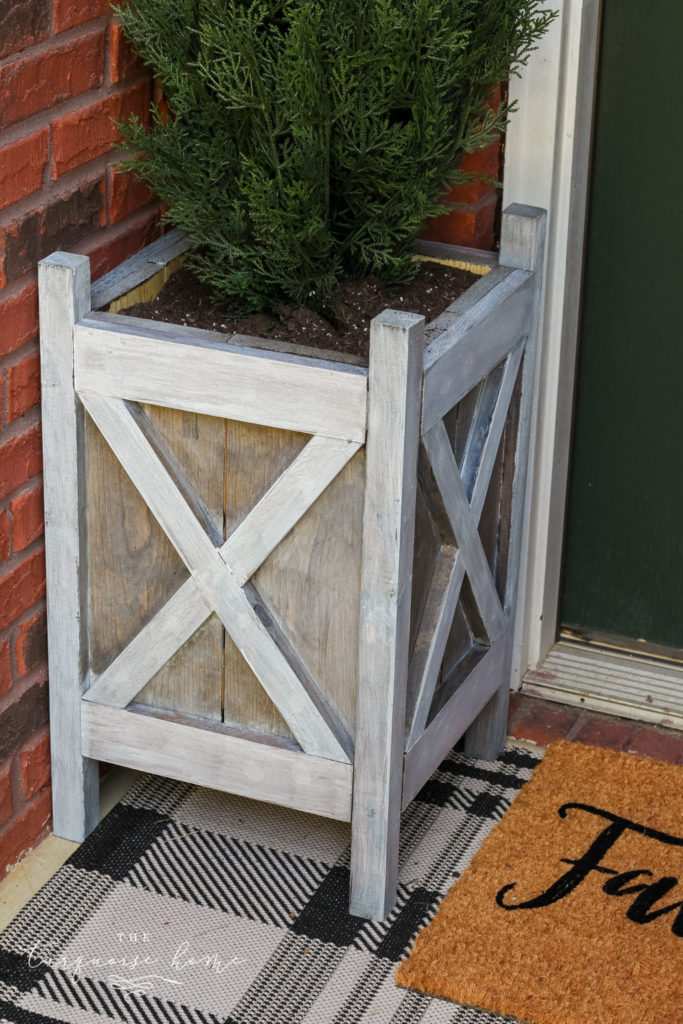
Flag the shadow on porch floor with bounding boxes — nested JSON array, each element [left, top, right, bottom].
[[1, 694, 681, 933]]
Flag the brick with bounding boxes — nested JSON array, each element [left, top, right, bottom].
[[108, 21, 143, 84], [20, 729, 50, 798], [0, 129, 49, 212], [53, 0, 110, 33], [446, 142, 501, 206], [421, 197, 497, 251], [0, 786, 52, 877], [0, 548, 45, 633], [52, 81, 151, 178], [0, 510, 10, 560], [0, 179, 105, 286], [0, 282, 39, 357], [0, 639, 10, 695], [10, 484, 44, 553], [0, 681, 48, 763], [6, 351, 40, 423], [14, 608, 47, 676], [0, 423, 42, 500], [0, 761, 12, 828], [0, 30, 104, 128], [574, 716, 635, 752], [510, 699, 580, 748], [107, 162, 155, 224], [627, 726, 683, 765], [81, 208, 161, 281], [0, 0, 50, 60]]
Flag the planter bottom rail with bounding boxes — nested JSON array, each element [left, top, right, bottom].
[[39, 205, 546, 920]]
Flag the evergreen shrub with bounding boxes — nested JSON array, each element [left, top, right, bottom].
[[116, 0, 555, 314]]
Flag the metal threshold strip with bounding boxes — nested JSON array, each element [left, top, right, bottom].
[[523, 639, 683, 730]]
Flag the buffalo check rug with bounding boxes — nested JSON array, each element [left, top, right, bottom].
[[0, 746, 539, 1024]]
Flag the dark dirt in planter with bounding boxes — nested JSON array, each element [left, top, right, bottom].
[[119, 261, 480, 361]]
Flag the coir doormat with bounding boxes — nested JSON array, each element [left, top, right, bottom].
[[397, 740, 683, 1024], [0, 747, 540, 1024]]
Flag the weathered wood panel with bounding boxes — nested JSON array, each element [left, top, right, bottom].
[[223, 420, 308, 740], [86, 405, 224, 719], [254, 448, 366, 743], [81, 393, 353, 762]]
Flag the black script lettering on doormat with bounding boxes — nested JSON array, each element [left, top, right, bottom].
[[495, 803, 683, 936]]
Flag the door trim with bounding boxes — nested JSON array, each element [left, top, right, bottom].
[[503, 0, 681, 726], [524, 641, 683, 730]]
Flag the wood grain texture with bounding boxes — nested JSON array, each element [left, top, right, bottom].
[[223, 434, 362, 587], [85, 405, 224, 720], [423, 420, 507, 643], [253, 447, 366, 744], [350, 309, 424, 921], [74, 317, 368, 441], [223, 421, 307, 739], [83, 578, 210, 708], [406, 548, 464, 747], [402, 635, 510, 809], [136, 405, 225, 715], [39, 252, 99, 841], [82, 702, 353, 821]]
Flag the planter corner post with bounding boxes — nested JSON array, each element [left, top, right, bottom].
[[349, 309, 424, 921], [464, 204, 548, 760], [39, 251, 100, 841]]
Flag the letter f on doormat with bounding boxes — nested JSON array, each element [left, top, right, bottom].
[[396, 740, 682, 1024]]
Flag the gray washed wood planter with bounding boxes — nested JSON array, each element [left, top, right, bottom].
[[39, 203, 545, 920]]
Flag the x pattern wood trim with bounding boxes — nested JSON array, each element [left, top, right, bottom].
[[81, 392, 359, 763], [406, 343, 523, 746]]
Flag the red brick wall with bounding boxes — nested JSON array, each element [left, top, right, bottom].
[[421, 85, 505, 252], [0, 0, 163, 878]]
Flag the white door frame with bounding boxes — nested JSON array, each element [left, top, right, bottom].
[[503, 0, 683, 730]]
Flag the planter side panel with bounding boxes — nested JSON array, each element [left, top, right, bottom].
[[86, 406, 224, 719]]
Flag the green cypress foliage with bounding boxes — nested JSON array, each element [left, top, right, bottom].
[[115, 0, 554, 313]]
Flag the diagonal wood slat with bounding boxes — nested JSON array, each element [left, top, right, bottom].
[[79, 391, 353, 763], [83, 578, 211, 708], [406, 549, 464, 746], [469, 343, 524, 523], [424, 420, 506, 640], [222, 434, 362, 586]]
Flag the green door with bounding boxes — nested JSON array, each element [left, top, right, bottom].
[[560, 0, 683, 654]]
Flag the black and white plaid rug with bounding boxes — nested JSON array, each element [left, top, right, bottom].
[[0, 745, 540, 1024]]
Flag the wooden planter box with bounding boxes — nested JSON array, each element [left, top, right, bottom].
[[39, 203, 545, 920]]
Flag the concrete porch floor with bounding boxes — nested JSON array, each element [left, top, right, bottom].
[[1, 694, 681, 933]]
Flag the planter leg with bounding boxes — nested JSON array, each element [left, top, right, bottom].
[[463, 658, 512, 761], [39, 253, 99, 841], [349, 310, 423, 921]]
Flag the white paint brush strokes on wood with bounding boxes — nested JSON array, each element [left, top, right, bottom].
[[39, 252, 100, 842], [74, 318, 367, 441]]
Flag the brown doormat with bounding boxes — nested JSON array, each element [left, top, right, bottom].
[[396, 740, 683, 1024]]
